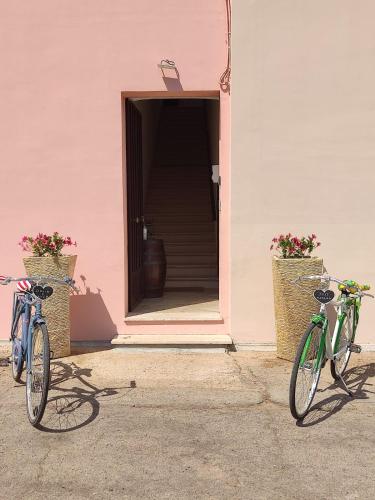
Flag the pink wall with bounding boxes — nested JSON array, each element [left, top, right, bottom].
[[0, 1, 229, 340]]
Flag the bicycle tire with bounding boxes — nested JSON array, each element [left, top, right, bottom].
[[11, 304, 24, 382], [289, 323, 325, 420], [26, 323, 50, 426], [330, 309, 354, 381]]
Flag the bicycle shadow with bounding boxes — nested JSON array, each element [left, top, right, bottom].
[[38, 360, 136, 433], [296, 362, 375, 427]]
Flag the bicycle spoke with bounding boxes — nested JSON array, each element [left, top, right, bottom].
[[334, 315, 352, 376], [293, 326, 323, 416], [26, 325, 49, 423], [30, 330, 43, 412]]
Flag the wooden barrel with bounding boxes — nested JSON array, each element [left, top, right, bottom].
[[143, 239, 166, 298]]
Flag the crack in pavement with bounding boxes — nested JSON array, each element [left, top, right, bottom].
[[227, 353, 288, 410]]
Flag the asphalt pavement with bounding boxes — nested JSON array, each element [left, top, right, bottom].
[[0, 348, 375, 499]]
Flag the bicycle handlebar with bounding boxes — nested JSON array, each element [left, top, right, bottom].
[[0, 275, 78, 292], [294, 274, 374, 299]]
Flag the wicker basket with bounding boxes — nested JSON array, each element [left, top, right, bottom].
[[272, 256, 323, 361], [23, 255, 77, 359]]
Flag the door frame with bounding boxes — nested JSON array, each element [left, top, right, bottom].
[[121, 90, 229, 327]]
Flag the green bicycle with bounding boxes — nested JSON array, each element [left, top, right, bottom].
[[289, 274, 373, 420]]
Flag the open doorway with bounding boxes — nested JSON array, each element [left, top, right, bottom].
[[125, 97, 220, 321]]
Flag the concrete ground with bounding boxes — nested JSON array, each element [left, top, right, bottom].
[[0, 348, 375, 499]]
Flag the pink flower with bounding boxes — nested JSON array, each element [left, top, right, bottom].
[[19, 232, 77, 256]]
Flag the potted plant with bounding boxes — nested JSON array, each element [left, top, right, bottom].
[[19, 232, 77, 359], [271, 233, 323, 361]]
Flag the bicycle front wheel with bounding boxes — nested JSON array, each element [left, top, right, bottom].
[[289, 323, 325, 420], [26, 323, 50, 426]]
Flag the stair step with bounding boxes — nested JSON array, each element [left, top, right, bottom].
[[167, 266, 217, 279], [151, 166, 209, 172], [147, 190, 209, 198], [146, 209, 212, 217], [145, 216, 214, 223], [153, 233, 214, 243], [165, 279, 219, 289], [149, 222, 214, 232], [149, 176, 209, 182], [150, 169, 209, 175], [166, 248, 216, 256], [167, 254, 216, 265], [146, 199, 211, 206], [164, 240, 215, 249]]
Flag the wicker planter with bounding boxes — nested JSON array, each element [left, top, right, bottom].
[[23, 255, 77, 359], [272, 256, 323, 361]]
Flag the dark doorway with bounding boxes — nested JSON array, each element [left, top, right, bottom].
[[125, 97, 220, 317]]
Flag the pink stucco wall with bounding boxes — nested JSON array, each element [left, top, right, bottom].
[[0, 1, 230, 340]]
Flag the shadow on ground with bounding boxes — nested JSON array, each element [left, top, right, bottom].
[[39, 360, 135, 433], [297, 362, 375, 427]]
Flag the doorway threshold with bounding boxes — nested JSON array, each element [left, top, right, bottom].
[[125, 290, 221, 323]]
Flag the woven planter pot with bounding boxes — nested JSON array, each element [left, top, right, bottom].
[[272, 256, 323, 361], [23, 255, 77, 359]]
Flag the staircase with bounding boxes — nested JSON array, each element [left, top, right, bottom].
[[145, 101, 218, 290]]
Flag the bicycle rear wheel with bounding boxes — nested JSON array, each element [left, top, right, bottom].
[[26, 323, 50, 426], [11, 303, 24, 383], [289, 323, 325, 420], [330, 311, 353, 380]]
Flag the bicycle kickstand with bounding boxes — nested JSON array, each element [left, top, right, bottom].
[[337, 369, 354, 397]]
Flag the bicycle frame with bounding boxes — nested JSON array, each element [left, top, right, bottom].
[[303, 294, 360, 369], [11, 292, 46, 373]]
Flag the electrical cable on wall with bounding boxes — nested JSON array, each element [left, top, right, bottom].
[[219, 0, 231, 92]]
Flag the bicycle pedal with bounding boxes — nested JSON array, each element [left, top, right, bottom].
[[349, 343, 362, 354]]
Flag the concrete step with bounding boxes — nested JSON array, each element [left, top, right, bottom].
[[112, 334, 230, 345]]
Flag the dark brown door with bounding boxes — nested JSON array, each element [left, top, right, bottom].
[[126, 100, 144, 311]]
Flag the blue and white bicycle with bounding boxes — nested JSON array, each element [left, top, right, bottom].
[[0, 275, 75, 426]]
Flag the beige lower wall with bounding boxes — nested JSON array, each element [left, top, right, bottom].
[[231, 1, 375, 343]]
